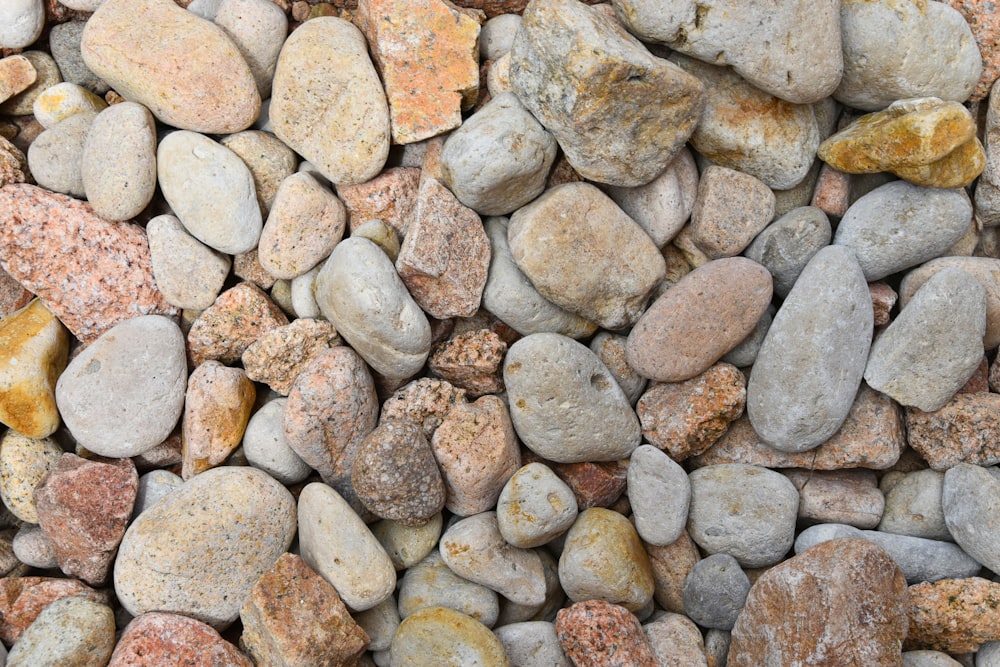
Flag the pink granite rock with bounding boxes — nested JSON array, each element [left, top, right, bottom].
[[242, 318, 343, 395], [555, 599, 658, 667], [870, 281, 898, 327], [0, 264, 32, 317], [811, 163, 851, 218], [943, 0, 1000, 102], [380, 377, 468, 438], [186, 282, 289, 366], [109, 612, 252, 667], [428, 328, 506, 396], [181, 361, 256, 479], [0, 183, 177, 343], [0, 576, 111, 646], [905, 392, 1000, 470], [336, 166, 421, 237]]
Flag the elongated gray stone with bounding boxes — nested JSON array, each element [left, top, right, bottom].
[[627, 444, 690, 546], [943, 463, 1000, 577], [81, 102, 157, 221], [747, 245, 873, 452]]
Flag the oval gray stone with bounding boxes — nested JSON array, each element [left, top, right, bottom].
[[398, 550, 499, 628], [55, 315, 187, 458], [494, 622, 570, 667], [943, 463, 1000, 576], [147, 214, 232, 311], [81, 101, 157, 220], [26, 111, 95, 198], [496, 462, 578, 549], [314, 237, 431, 381], [744, 206, 832, 298], [6, 596, 115, 667], [504, 333, 641, 463], [834, 181, 972, 281], [157, 130, 262, 254], [682, 553, 751, 631], [747, 245, 873, 452], [879, 469, 950, 542], [865, 267, 986, 412], [627, 444, 690, 547]]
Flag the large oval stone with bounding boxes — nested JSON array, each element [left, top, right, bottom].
[[901, 257, 1000, 350]]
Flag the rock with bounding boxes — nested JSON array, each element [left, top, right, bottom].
[[497, 462, 578, 549], [943, 463, 1000, 576], [784, 468, 884, 529], [371, 513, 443, 572], [0, 431, 62, 523], [34, 454, 137, 586], [297, 482, 396, 612], [865, 267, 985, 412], [157, 130, 262, 255], [181, 361, 256, 479], [907, 578, 1000, 653], [133, 469, 183, 517], [480, 13, 521, 59], [0, 0, 44, 49], [242, 399, 311, 485], [240, 552, 369, 666], [508, 182, 665, 329], [687, 463, 799, 568], [31, 83, 106, 130], [558, 507, 655, 612], [396, 177, 490, 319], [6, 596, 115, 667], [903, 651, 964, 667], [389, 606, 510, 667], [315, 237, 431, 381], [835, 0, 982, 111], [55, 315, 186, 458], [589, 332, 646, 405], [109, 612, 251, 667], [907, 393, 1000, 470], [0, 136, 30, 189], [555, 600, 658, 667], [646, 531, 701, 614], [353, 598, 400, 652], [1, 51, 60, 116], [743, 206, 832, 298], [258, 172, 346, 280], [682, 553, 750, 631], [879, 469, 950, 541], [220, 129, 299, 217], [81, 102, 157, 220], [627, 257, 770, 382], [242, 318, 342, 395], [627, 444, 690, 547], [186, 282, 289, 366], [494, 622, 570, 667], [812, 162, 852, 217], [380, 378, 467, 438], [541, 458, 629, 511], [81, 0, 260, 132], [944, 0, 1000, 102], [213, 0, 287, 100], [747, 245, 873, 452], [0, 577, 110, 646], [510, 0, 705, 186], [12, 524, 57, 570], [690, 165, 775, 259], [114, 466, 297, 628], [721, 306, 773, 368], [428, 329, 506, 397], [49, 21, 108, 95], [0, 55, 37, 105], [645, 613, 710, 667], [398, 550, 499, 627], [269, 17, 389, 185], [27, 111, 94, 198], [504, 333, 640, 463], [146, 214, 231, 311], [727, 538, 909, 666], [669, 53, 819, 190], [336, 167, 420, 238]]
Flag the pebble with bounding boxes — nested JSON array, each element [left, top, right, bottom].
[[542, 458, 629, 511], [0, 55, 36, 106], [0, 432, 61, 523], [907, 393, 1000, 470], [80, 0, 260, 133], [242, 318, 342, 395], [628, 257, 771, 382], [371, 513, 442, 571], [397, 550, 499, 627], [213, 0, 287, 100], [27, 111, 95, 197], [6, 596, 115, 667], [943, 463, 1000, 576], [558, 507, 654, 612], [901, 257, 1000, 350], [646, 531, 704, 615], [0, 577, 111, 646], [904, 651, 964, 667], [480, 13, 521, 60], [907, 578, 1000, 653], [114, 466, 296, 628], [835, 0, 982, 111], [1, 52, 60, 116], [81, 101, 157, 220], [220, 130, 299, 216], [747, 245, 873, 452], [440, 511, 546, 607], [132, 469, 183, 517], [240, 552, 369, 666], [721, 306, 772, 367], [336, 167, 420, 238], [157, 130, 263, 255], [690, 166, 775, 258], [0, 136, 30, 189], [55, 315, 186, 458], [146, 214, 231, 311], [728, 538, 908, 666], [233, 248, 276, 290], [32, 83, 105, 129], [388, 606, 509, 667], [743, 206, 832, 298], [428, 329, 507, 396], [270, 17, 389, 185], [494, 621, 570, 667], [396, 177, 490, 318], [866, 267, 986, 411], [978, 84, 1000, 226], [181, 361, 255, 479], [879, 469, 951, 541], [297, 482, 395, 612], [288, 267, 322, 319], [12, 523, 57, 570], [108, 612, 251, 667], [497, 548, 564, 626], [504, 333, 640, 463], [315, 237, 431, 381], [258, 172, 346, 279], [555, 599, 658, 667], [511, 0, 704, 186], [982, 642, 1000, 667], [626, 444, 690, 547], [34, 454, 138, 586], [687, 463, 799, 568], [440, 92, 556, 216], [496, 462, 579, 548], [0, 0, 44, 50], [187, 282, 289, 366], [669, 53, 819, 190], [682, 553, 750, 631], [354, 598, 400, 652], [784, 468, 884, 528]]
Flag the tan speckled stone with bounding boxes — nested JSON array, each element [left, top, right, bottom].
[[109, 612, 251, 667], [0, 577, 110, 646], [186, 282, 289, 366], [220, 129, 299, 217], [5, 595, 115, 667], [380, 377, 467, 439], [389, 606, 510, 667], [0, 55, 35, 105], [0, 136, 30, 189], [906, 577, 1000, 653], [0, 431, 62, 523], [242, 318, 342, 395], [181, 361, 256, 480]]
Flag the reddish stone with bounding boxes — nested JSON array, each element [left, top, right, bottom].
[[109, 612, 252, 667], [869, 281, 898, 327], [240, 553, 368, 667], [242, 318, 343, 394], [0, 264, 32, 317], [958, 356, 989, 393], [233, 248, 277, 290], [556, 599, 658, 667], [906, 392, 1000, 470], [647, 531, 701, 614], [186, 282, 289, 366], [336, 166, 420, 237], [181, 362, 256, 479], [0, 576, 111, 645], [811, 162, 851, 218], [524, 450, 628, 510], [0, 184, 178, 343], [907, 578, 1000, 653], [943, 0, 1000, 102], [428, 329, 507, 396], [33, 453, 138, 586], [380, 377, 467, 438]]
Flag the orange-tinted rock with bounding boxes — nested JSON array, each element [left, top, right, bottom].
[[728, 538, 909, 666], [637, 363, 746, 462], [943, 0, 1000, 102], [186, 282, 289, 366], [181, 361, 256, 479], [241, 318, 343, 395], [905, 392, 1000, 470], [0, 576, 111, 645], [870, 281, 898, 327], [233, 248, 277, 290], [0, 55, 35, 105], [906, 577, 1000, 653], [524, 450, 629, 510], [811, 162, 851, 218], [33, 453, 138, 586], [380, 377, 467, 439], [109, 612, 252, 667], [336, 166, 420, 237], [239, 553, 369, 666], [0, 183, 177, 343], [647, 530, 701, 614], [355, 0, 481, 144], [0, 264, 32, 316], [556, 599, 658, 667], [428, 329, 506, 396], [892, 136, 986, 188]]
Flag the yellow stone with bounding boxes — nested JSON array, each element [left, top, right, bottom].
[[818, 97, 976, 174], [893, 136, 986, 188], [0, 300, 69, 438], [181, 361, 256, 479]]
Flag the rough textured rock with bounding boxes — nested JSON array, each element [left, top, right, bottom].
[[428, 329, 506, 396], [242, 318, 342, 395], [555, 600, 658, 667], [906, 578, 1000, 653], [689, 166, 775, 259], [0, 55, 36, 106], [0, 431, 61, 523], [0, 577, 110, 646], [220, 129, 299, 217], [187, 282, 289, 367], [5, 596, 115, 667], [109, 612, 251, 667], [336, 167, 420, 237], [907, 393, 1000, 470], [181, 361, 256, 479], [944, 0, 1000, 102], [380, 377, 467, 439], [0, 136, 30, 188]]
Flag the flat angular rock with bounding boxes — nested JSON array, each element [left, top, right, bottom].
[[428, 329, 507, 396], [336, 167, 420, 237], [380, 377, 467, 438], [82, 101, 157, 220], [181, 361, 256, 479], [0, 137, 30, 189], [907, 578, 1000, 653], [147, 214, 232, 311], [187, 282, 289, 366], [510, 0, 705, 186], [81, 0, 260, 133], [744, 206, 831, 298], [242, 318, 342, 395], [109, 612, 251, 667]]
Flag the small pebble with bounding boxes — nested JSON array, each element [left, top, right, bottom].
[[627, 444, 690, 547], [220, 129, 299, 216], [242, 399, 311, 484], [6, 596, 115, 667], [644, 612, 710, 667], [480, 13, 522, 61], [689, 166, 775, 259], [27, 111, 95, 197], [0, 55, 37, 106], [682, 553, 750, 631], [879, 469, 950, 541], [1, 52, 61, 116], [555, 599, 658, 667], [180, 361, 256, 479], [132, 469, 183, 517], [388, 606, 509, 667], [31, 83, 106, 129], [370, 513, 442, 571], [12, 523, 58, 570], [494, 621, 570, 667], [496, 462, 578, 549]]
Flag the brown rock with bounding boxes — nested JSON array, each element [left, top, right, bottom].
[[958, 356, 989, 394], [109, 612, 252, 667], [0, 55, 35, 106], [220, 130, 299, 217], [355, 0, 481, 144], [555, 599, 658, 667], [870, 281, 898, 327], [379, 377, 467, 439], [240, 553, 369, 666], [907, 578, 1000, 653], [811, 162, 851, 218], [181, 361, 256, 479], [690, 166, 776, 259], [647, 530, 701, 614], [0, 264, 32, 316], [186, 282, 289, 366], [0, 183, 177, 343], [783, 468, 884, 528], [428, 329, 506, 396], [905, 392, 1000, 470], [636, 363, 746, 462], [431, 395, 520, 516], [692, 383, 905, 470], [336, 166, 421, 237], [233, 248, 277, 290], [0, 576, 111, 646], [892, 136, 986, 188], [396, 177, 490, 319], [523, 451, 629, 510], [242, 318, 343, 394], [945, 0, 1000, 101], [33, 453, 138, 586], [728, 538, 909, 666]]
